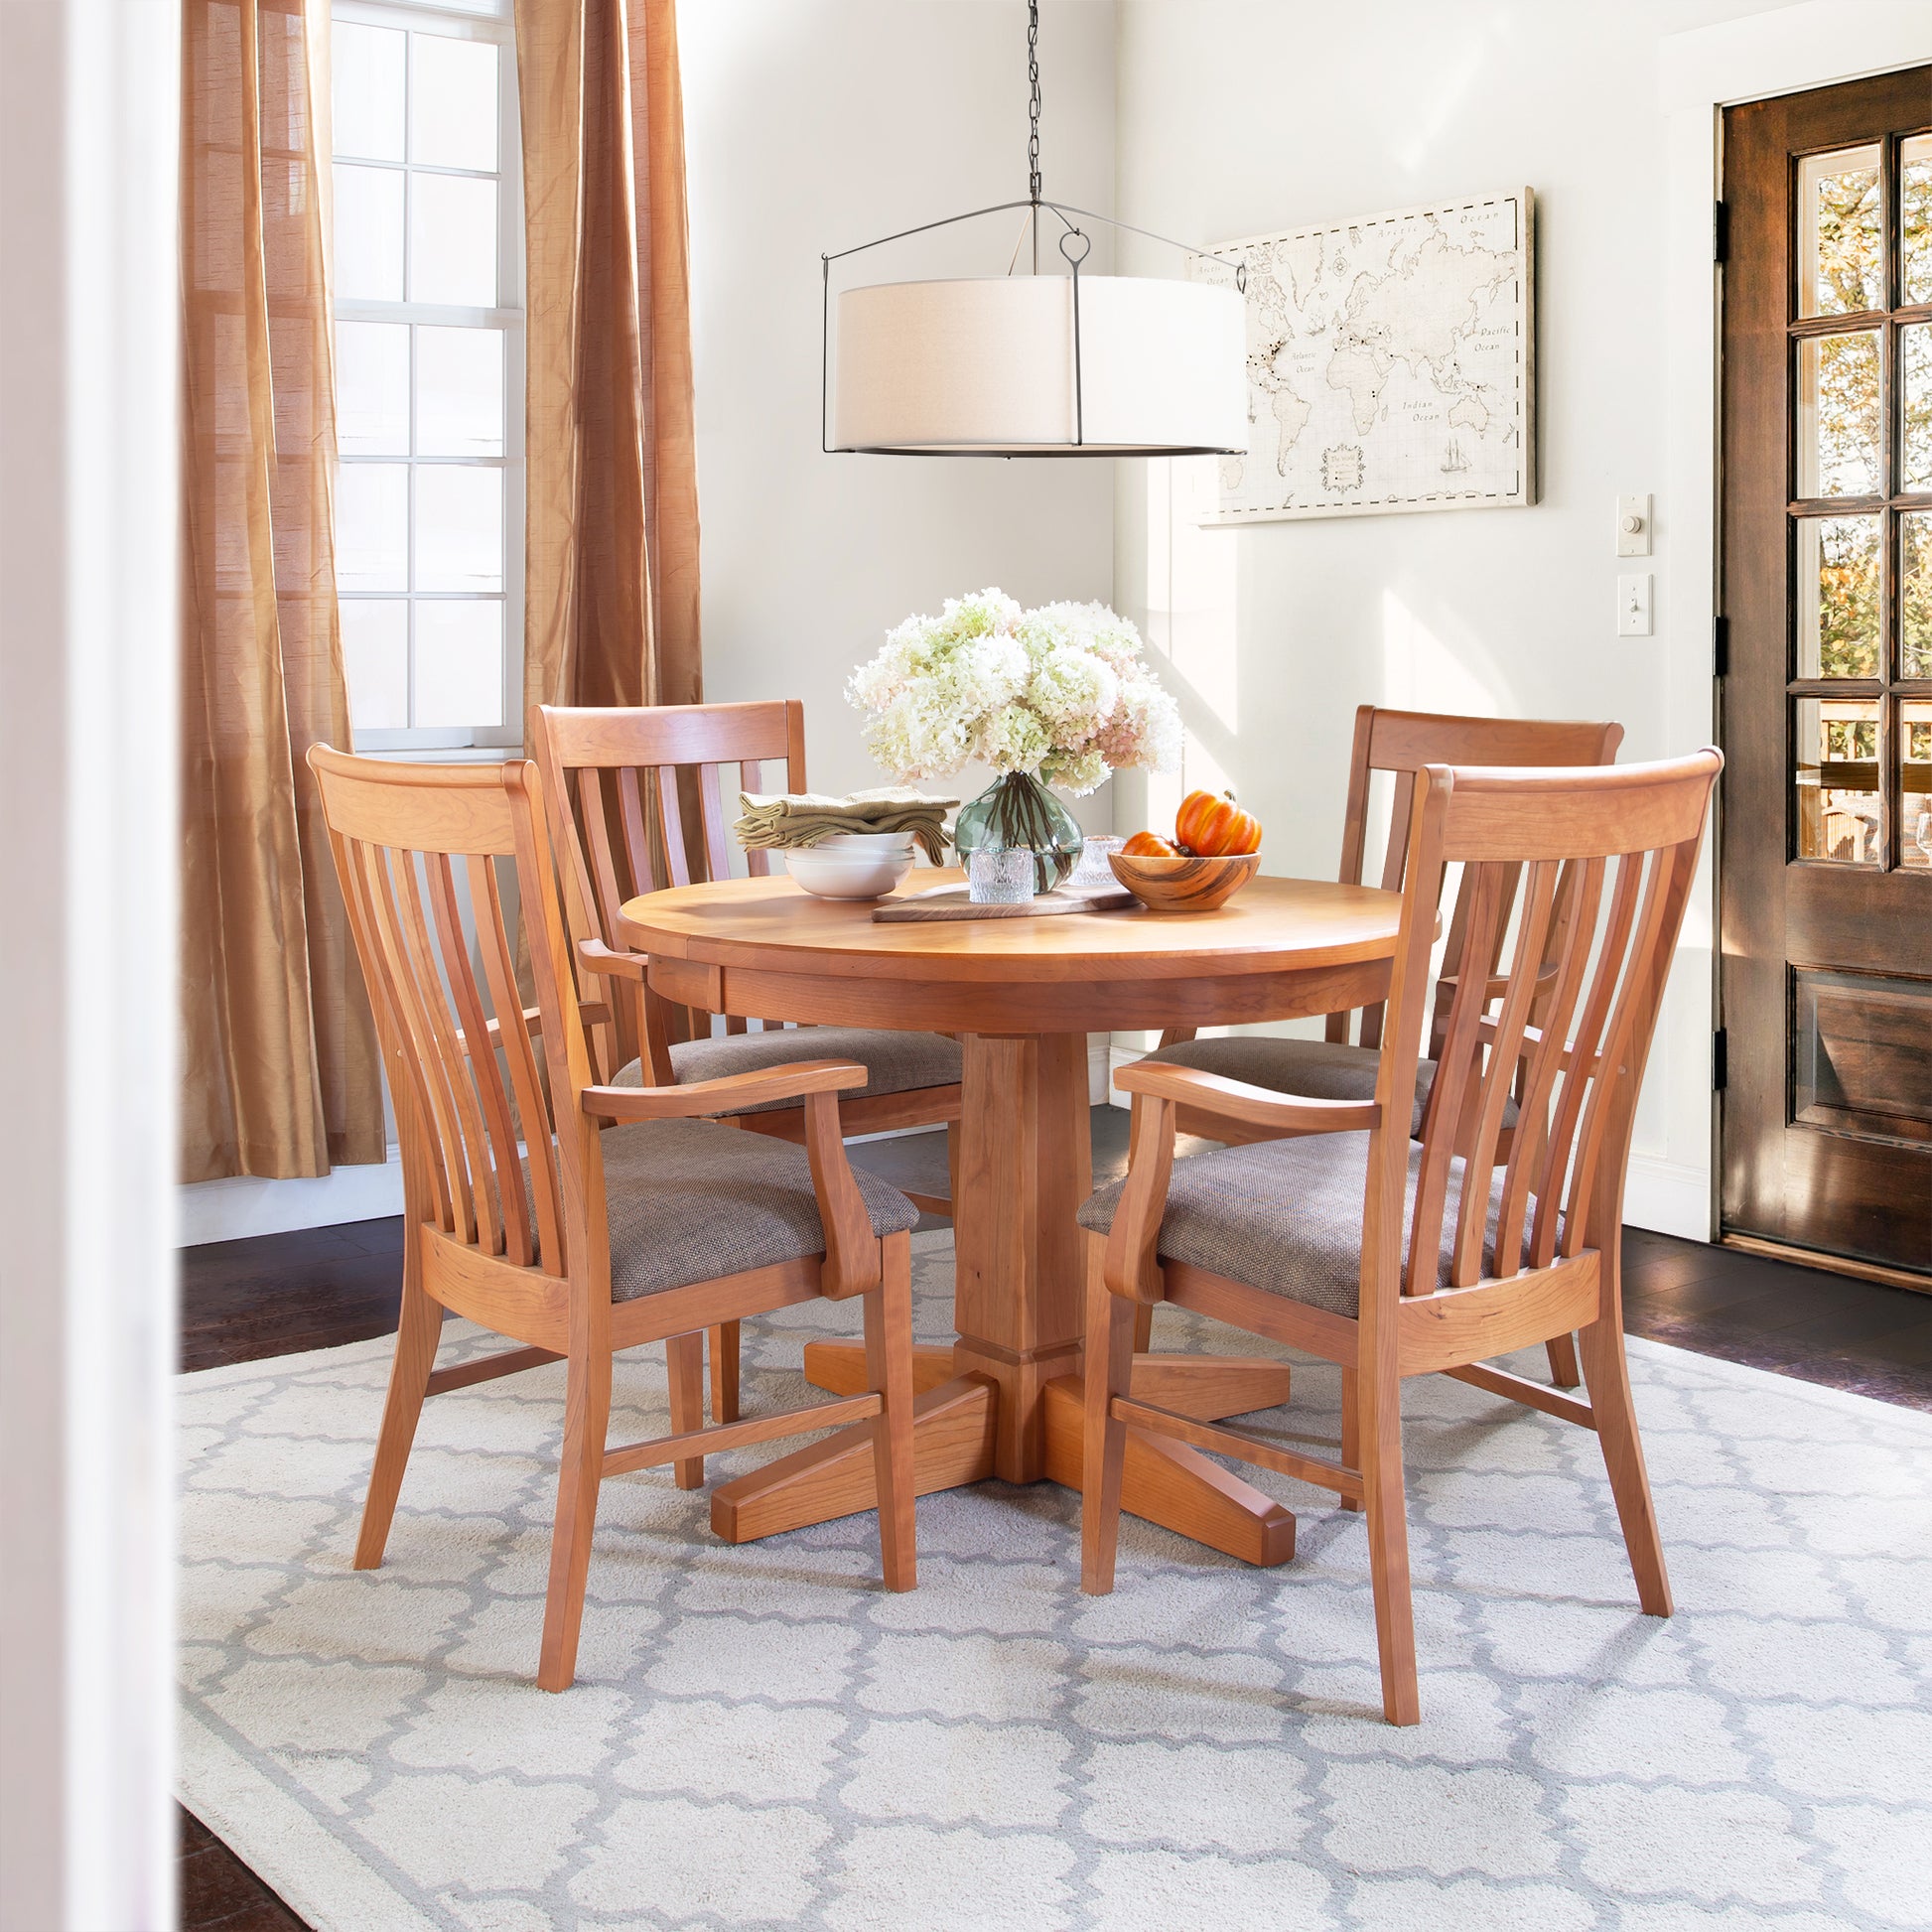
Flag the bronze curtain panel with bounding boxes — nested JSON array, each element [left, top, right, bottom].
[[515, 0, 702, 715], [180, 0, 384, 1182]]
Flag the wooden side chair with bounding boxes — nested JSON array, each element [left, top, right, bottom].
[[1145, 706, 1623, 1390], [309, 747, 921, 1693], [1079, 750, 1722, 1725], [529, 701, 964, 1438]]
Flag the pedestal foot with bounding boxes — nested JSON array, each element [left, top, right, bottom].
[[804, 1339, 955, 1397], [806, 1344, 1290, 1423], [1041, 1376, 1295, 1567], [1130, 1354, 1292, 1420], [796, 1341, 1299, 1566], [710, 1374, 997, 1544]]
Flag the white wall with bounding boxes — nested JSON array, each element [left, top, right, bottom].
[[680, 0, 1119, 819], [181, 0, 1124, 1245], [0, 0, 179, 1922], [189, 0, 1932, 1245], [1107, 0, 1850, 1236]]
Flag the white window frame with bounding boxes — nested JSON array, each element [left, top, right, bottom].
[[333, 0, 526, 758]]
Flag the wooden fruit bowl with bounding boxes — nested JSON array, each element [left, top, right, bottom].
[[1108, 849, 1261, 913]]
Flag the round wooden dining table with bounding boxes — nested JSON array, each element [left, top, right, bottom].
[[618, 869, 1405, 1568]]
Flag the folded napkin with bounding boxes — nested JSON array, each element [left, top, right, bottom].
[[735, 788, 958, 867]]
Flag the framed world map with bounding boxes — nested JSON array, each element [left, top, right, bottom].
[[1189, 189, 1535, 522]]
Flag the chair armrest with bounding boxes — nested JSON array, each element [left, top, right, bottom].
[[457, 1004, 540, 1055], [1113, 1058, 1381, 1136], [1102, 1088, 1179, 1306], [1102, 1064, 1380, 1305], [582, 1060, 884, 1298], [1474, 1016, 1607, 1078], [1438, 963, 1559, 1003], [580, 1058, 867, 1123], [800, 1088, 885, 1300], [577, 938, 646, 982], [458, 1002, 611, 1057]]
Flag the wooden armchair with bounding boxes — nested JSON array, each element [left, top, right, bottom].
[[1143, 706, 1622, 1390], [310, 747, 920, 1692], [1079, 750, 1722, 1724], [530, 700, 964, 1434]]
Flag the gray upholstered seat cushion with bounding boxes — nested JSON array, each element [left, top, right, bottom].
[[614, 1028, 961, 1118], [1077, 1133, 1526, 1318], [595, 1117, 918, 1302], [1143, 1035, 1516, 1138]]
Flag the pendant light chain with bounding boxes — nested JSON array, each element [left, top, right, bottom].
[[1027, 0, 1042, 205]]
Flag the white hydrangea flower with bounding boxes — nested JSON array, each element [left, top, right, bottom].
[[977, 702, 1050, 773], [1043, 745, 1110, 794], [1028, 647, 1118, 748], [848, 587, 1180, 793]]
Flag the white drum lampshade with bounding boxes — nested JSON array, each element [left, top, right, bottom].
[[831, 274, 1249, 457]]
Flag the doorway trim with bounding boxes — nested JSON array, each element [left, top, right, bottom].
[[1655, 0, 1932, 1242]]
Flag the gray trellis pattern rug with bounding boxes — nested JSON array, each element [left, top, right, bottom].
[[179, 1230, 1932, 1932]]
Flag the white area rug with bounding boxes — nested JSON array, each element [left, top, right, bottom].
[[179, 1230, 1932, 1931]]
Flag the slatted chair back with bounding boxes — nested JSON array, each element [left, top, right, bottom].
[[530, 701, 807, 1079], [1373, 752, 1721, 1304], [309, 748, 597, 1285], [1332, 707, 1623, 1051]]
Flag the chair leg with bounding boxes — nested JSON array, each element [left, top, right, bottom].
[[354, 1242, 440, 1571], [944, 1120, 962, 1222], [1578, 1310, 1672, 1616], [863, 1231, 918, 1591], [708, 1321, 741, 1425], [1080, 1246, 1137, 1594], [1358, 1359, 1420, 1725], [1130, 1303, 1154, 1353], [537, 1344, 613, 1693], [1338, 1369, 1363, 1513], [1546, 1331, 1582, 1389], [666, 1332, 706, 1489]]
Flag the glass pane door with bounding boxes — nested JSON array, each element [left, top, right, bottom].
[[1790, 125, 1932, 872]]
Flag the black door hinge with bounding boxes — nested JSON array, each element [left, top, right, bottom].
[[1714, 1028, 1728, 1091], [1714, 615, 1729, 677], [1715, 201, 1729, 264]]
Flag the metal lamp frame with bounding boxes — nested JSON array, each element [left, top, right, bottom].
[[818, 2, 1248, 459]]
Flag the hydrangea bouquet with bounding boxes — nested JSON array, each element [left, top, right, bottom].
[[847, 589, 1181, 889]]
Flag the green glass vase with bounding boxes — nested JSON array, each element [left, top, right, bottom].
[[952, 769, 1085, 895]]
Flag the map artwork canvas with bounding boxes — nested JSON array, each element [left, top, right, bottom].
[[1190, 190, 1534, 523]]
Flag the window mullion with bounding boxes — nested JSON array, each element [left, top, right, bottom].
[[334, 0, 522, 756]]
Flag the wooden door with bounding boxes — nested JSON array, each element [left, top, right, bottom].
[[1722, 69, 1932, 1281]]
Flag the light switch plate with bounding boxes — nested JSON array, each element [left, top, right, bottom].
[[1616, 493, 1652, 557], [1617, 573, 1653, 636]]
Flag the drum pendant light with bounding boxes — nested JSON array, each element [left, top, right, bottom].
[[821, 1, 1250, 459]]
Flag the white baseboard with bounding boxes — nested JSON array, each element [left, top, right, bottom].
[[1088, 1035, 1113, 1105], [179, 1148, 405, 1247], [1621, 1154, 1714, 1242], [1108, 1049, 1714, 1241]]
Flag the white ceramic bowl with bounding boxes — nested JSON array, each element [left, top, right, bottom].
[[784, 839, 915, 900], [810, 831, 919, 854]]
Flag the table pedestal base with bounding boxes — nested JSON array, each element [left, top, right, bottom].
[[710, 1032, 1300, 1565], [709, 1341, 1296, 1566]]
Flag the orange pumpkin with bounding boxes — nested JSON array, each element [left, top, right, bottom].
[[1174, 788, 1262, 858], [1121, 830, 1182, 858]]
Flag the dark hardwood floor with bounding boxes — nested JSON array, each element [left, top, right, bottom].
[[178, 1107, 1932, 1928], [178, 1811, 306, 1932]]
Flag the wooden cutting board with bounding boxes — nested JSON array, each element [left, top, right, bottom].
[[872, 882, 1137, 922]]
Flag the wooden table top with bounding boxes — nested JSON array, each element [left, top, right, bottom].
[[618, 869, 1404, 987]]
